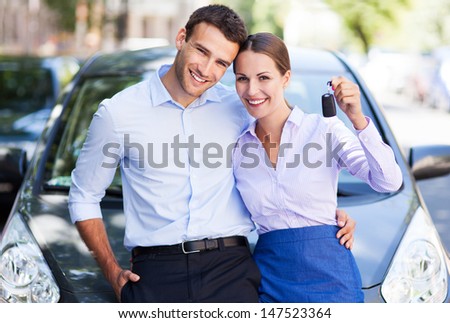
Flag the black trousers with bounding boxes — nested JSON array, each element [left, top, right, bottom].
[[120, 244, 261, 303]]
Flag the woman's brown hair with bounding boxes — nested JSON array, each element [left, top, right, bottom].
[[233, 32, 291, 75]]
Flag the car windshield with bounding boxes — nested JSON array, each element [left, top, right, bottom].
[[0, 67, 54, 135], [44, 69, 388, 199]]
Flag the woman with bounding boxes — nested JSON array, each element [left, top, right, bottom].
[[232, 33, 403, 303]]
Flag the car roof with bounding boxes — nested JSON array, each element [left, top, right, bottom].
[[288, 47, 348, 74], [80, 46, 348, 77], [0, 55, 60, 68], [81, 47, 178, 77], [0, 56, 81, 80]]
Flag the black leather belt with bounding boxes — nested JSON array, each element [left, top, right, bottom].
[[132, 236, 248, 257]]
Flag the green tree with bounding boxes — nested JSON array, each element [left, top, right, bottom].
[[250, 0, 288, 37], [43, 0, 78, 32], [425, 0, 450, 46], [219, 0, 288, 38], [217, 0, 255, 32], [325, 0, 411, 53]]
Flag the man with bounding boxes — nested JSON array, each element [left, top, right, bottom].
[[69, 4, 355, 303]]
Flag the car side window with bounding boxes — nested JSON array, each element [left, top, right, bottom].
[[0, 68, 54, 113], [45, 76, 142, 189]]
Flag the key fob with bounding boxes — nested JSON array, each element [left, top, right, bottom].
[[322, 93, 336, 117], [322, 81, 336, 117]]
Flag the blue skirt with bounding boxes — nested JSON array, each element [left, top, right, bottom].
[[253, 225, 364, 303]]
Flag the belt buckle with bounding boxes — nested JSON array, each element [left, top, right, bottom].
[[181, 241, 200, 254]]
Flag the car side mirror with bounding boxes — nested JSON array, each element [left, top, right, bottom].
[[409, 145, 450, 180], [0, 147, 27, 195]]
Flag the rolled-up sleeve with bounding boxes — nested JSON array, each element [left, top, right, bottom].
[[68, 101, 123, 223]]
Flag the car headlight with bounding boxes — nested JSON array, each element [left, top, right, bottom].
[[0, 213, 60, 303], [381, 207, 448, 302]]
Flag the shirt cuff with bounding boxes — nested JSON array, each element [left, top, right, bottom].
[[68, 202, 103, 224], [355, 117, 382, 145]]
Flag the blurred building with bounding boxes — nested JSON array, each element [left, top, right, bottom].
[[78, 0, 211, 54], [77, 0, 211, 56], [0, 0, 59, 55], [0, 0, 210, 56], [0, 0, 341, 57], [124, 0, 209, 49]]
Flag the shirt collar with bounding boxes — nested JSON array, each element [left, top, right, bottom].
[[149, 65, 173, 106], [287, 105, 304, 126], [149, 64, 222, 108], [239, 105, 304, 140]]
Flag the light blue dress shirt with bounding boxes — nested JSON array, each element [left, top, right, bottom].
[[233, 106, 403, 235], [69, 65, 255, 250]]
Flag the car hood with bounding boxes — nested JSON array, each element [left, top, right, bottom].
[[341, 190, 414, 289], [23, 188, 415, 302], [24, 194, 128, 302]]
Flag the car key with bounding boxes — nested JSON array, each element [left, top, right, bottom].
[[322, 81, 336, 117]]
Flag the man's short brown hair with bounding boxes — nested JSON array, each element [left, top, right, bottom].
[[185, 5, 248, 48]]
